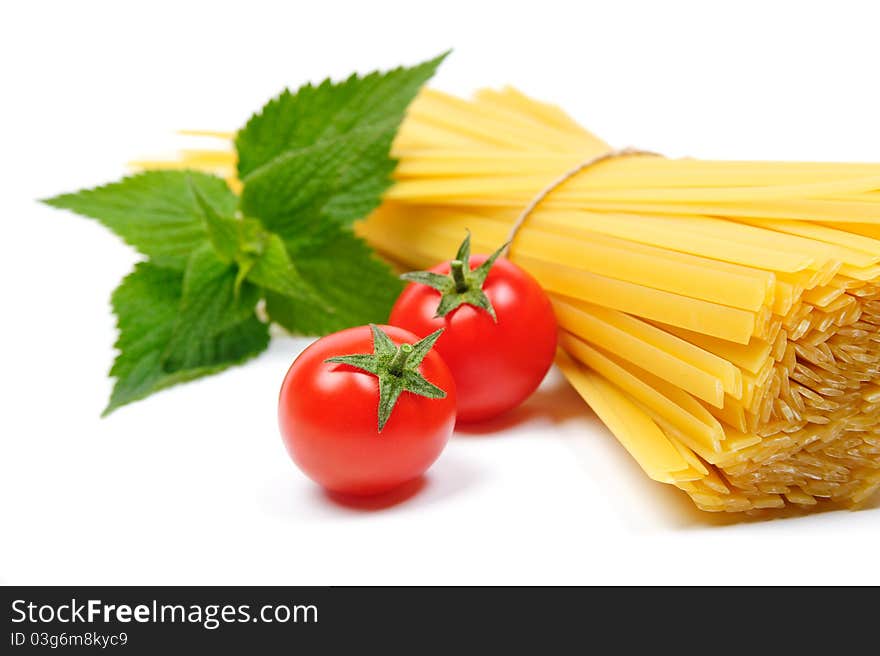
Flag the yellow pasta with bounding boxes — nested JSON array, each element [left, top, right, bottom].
[[153, 86, 880, 513]]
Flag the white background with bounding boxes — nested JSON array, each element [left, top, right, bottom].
[[2, 0, 879, 585]]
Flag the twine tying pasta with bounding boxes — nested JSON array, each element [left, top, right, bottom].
[[503, 147, 660, 257]]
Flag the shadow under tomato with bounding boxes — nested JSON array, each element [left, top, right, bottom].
[[454, 370, 587, 436], [262, 452, 481, 519], [321, 476, 428, 511]]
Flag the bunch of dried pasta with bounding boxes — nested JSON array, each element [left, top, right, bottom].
[[159, 87, 880, 513]]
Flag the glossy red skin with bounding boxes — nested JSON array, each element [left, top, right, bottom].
[[278, 325, 456, 496], [390, 256, 557, 423]]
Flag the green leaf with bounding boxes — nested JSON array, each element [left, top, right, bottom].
[[44, 171, 237, 270], [264, 228, 403, 335], [105, 262, 269, 415], [237, 53, 446, 244], [189, 180, 240, 262], [235, 52, 448, 179], [234, 54, 446, 337], [240, 122, 399, 241], [187, 175, 323, 305], [50, 55, 448, 414], [245, 231, 322, 303], [163, 244, 262, 372]]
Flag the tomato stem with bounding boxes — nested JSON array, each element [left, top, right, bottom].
[[325, 326, 446, 432], [450, 259, 469, 293], [388, 343, 414, 376], [399, 232, 508, 322]]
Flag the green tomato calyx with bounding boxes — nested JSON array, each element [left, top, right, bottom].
[[400, 231, 508, 322], [324, 325, 446, 432]]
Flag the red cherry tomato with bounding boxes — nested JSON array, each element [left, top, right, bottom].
[[278, 324, 456, 496], [390, 255, 557, 423]]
